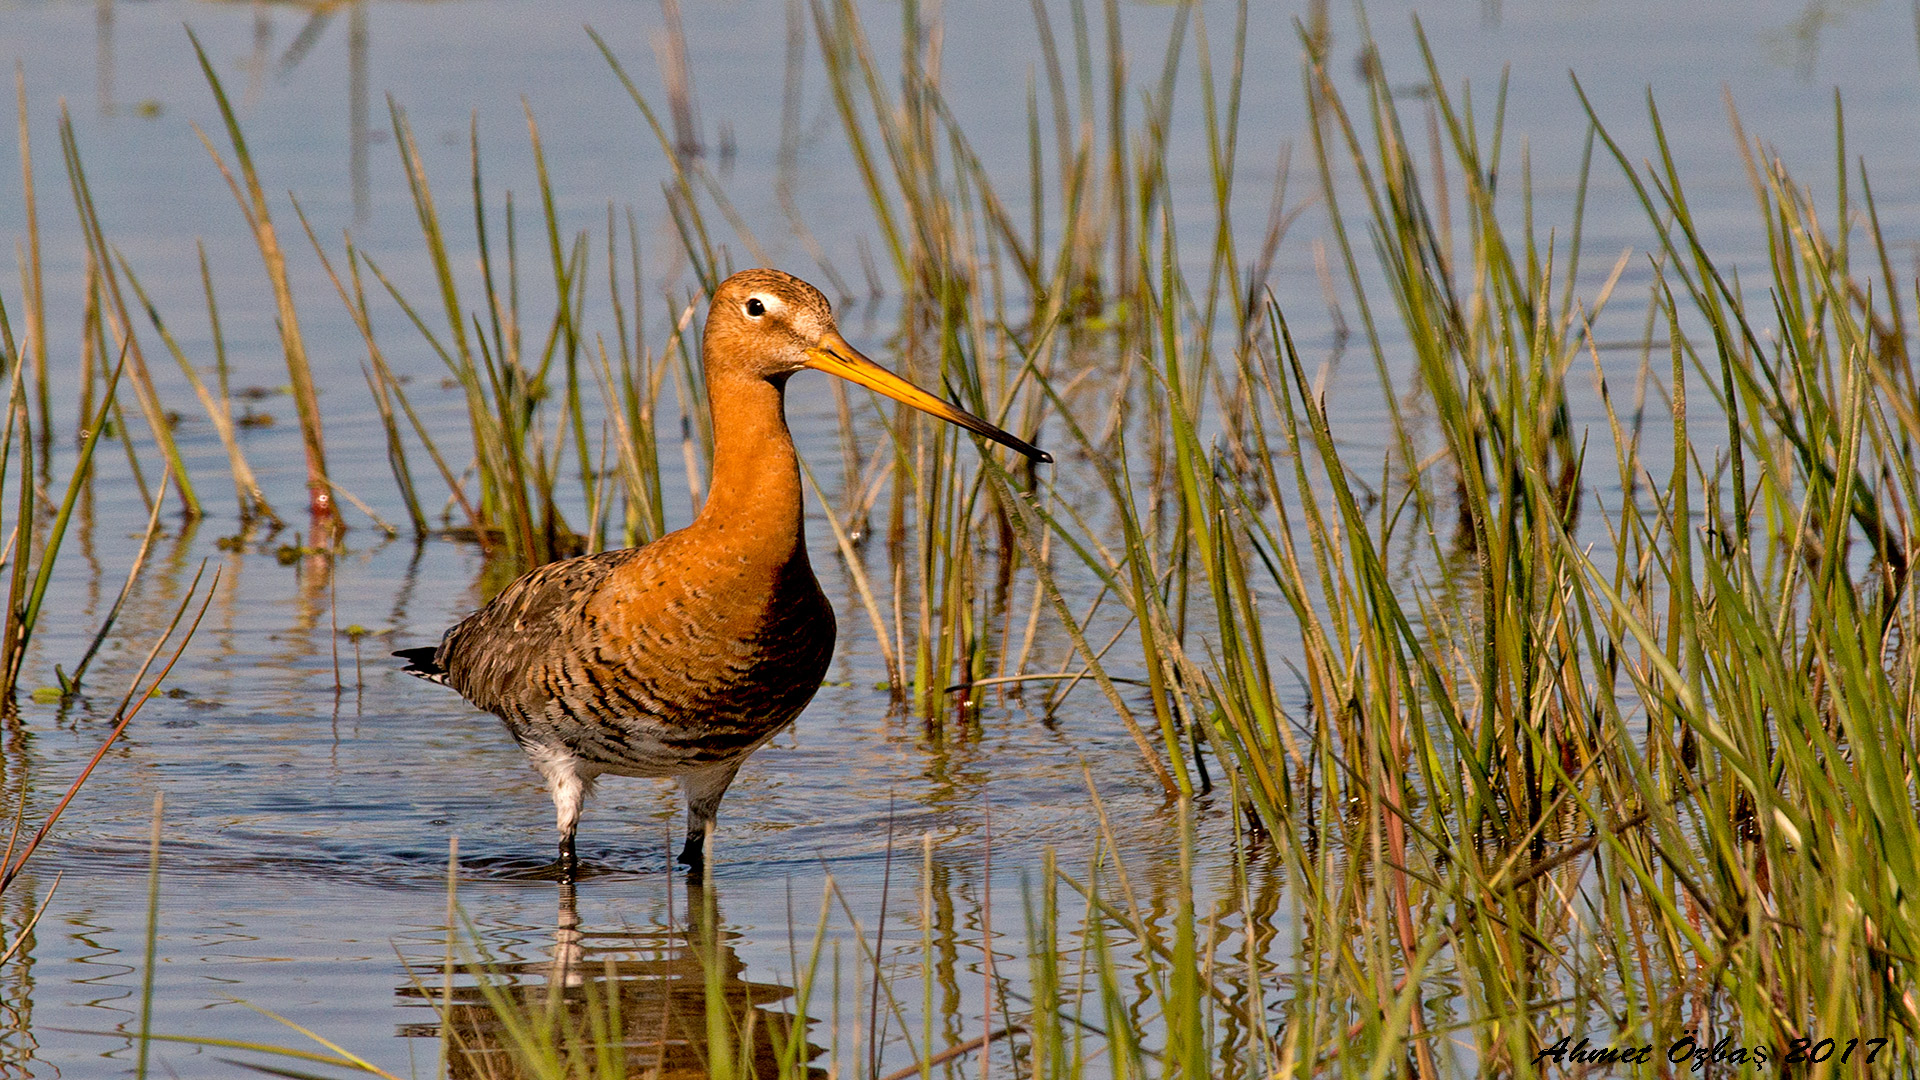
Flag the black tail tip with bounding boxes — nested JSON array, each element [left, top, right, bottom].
[[394, 645, 445, 681]]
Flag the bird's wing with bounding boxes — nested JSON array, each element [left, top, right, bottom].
[[432, 546, 648, 713]]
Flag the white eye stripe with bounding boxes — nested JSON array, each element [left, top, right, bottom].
[[744, 294, 782, 319]]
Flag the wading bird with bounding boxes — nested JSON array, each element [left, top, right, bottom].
[[398, 269, 1049, 876]]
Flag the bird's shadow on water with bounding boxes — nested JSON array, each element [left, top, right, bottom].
[[396, 844, 695, 885], [394, 839, 841, 885], [447, 846, 894, 883], [39, 816, 929, 890], [395, 879, 828, 1079], [31, 834, 680, 888]]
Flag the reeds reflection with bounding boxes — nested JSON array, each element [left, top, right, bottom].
[[397, 882, 823, 1079]]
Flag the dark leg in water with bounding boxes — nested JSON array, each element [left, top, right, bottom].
[[678, 827, 706, 876], [677, 760, 741, 876]]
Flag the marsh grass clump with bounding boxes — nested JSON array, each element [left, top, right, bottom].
[[736, 1, 1920, 1070]]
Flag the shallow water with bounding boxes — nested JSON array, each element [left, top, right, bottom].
[[2, 0, 1919, 1075]]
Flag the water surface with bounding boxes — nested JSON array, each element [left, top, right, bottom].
[[1, 0, 1917, 1074]]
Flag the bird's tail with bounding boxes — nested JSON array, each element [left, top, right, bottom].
[[394, 645, 450, 686]]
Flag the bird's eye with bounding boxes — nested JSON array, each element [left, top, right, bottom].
[[745, 297, 766, 318]]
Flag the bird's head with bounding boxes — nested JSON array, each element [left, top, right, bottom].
[[704, 268, 1051, 463]]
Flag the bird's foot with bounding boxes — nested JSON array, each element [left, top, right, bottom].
[[677, 834, 706, 880]]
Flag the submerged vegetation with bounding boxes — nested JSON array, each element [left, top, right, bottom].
[[6, 0, 1920, 1075]]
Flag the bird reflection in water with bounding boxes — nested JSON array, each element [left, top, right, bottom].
[[397, 881, 823, 1078]]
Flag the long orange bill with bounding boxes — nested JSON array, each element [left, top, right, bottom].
[[806, 331, 1052, 463]]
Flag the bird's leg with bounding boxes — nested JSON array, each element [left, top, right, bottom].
[[677, 760, 743, 873], [536, 749, 595, 881], [678, 826, 708, 877]]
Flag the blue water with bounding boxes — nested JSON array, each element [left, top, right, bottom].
[[1, 0, 1917, 1075]]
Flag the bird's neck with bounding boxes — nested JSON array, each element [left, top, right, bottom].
[[694, 370, 808, 561]]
